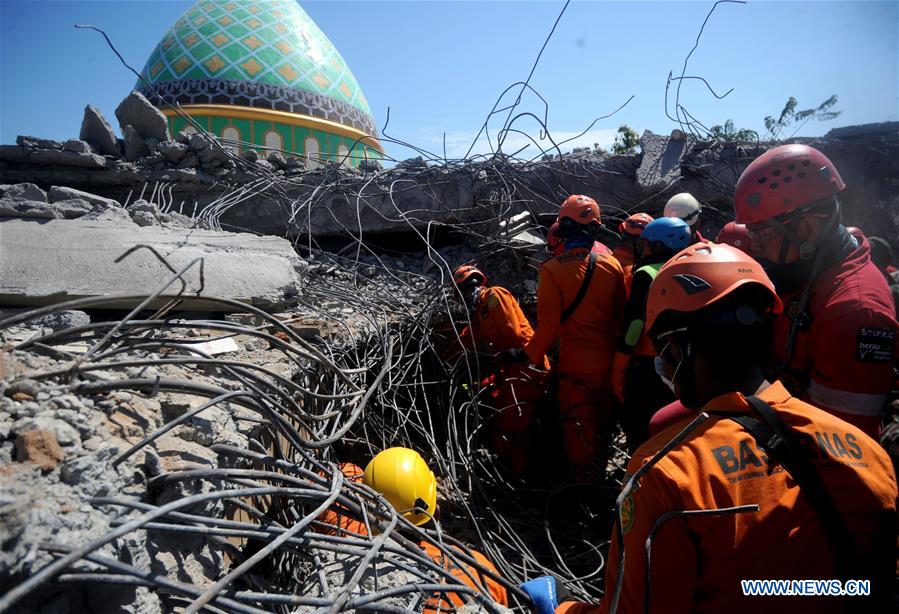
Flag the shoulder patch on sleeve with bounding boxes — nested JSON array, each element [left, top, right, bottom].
[[856, 327, 895, 362], [621, 493, 635, 535], [487, 294, 501, 309]]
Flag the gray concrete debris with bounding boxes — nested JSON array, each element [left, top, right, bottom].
[[17, 135, 62, 150], [79, 105, 120, 157], [188, 132, 209, 152], [636, 129, 692, 192], [0, 198, 91, 220], [0, 218, 306, 311], [825, 121, 899, 139], [0, 145, 29, 164], [267, 150, 287, 169], [1, 183, 47, 202], [156, 140, 187, 164], [175, 130, 192, 145], [240, 148, 258, 163], [62, 139, 92, 155], [114, 91, 170, 142], [28, 148, 107, 169], [48, 186, 120, 209], [81, 204, 135, 224], [122, 125, 149, 162]]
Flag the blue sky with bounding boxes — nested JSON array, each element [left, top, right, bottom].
[[1, 1, 896, 161]]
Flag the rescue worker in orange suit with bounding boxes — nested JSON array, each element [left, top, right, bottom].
[[315, 449, 508, 611], [664, 192, 705, 243], [451, 265, 547, 475], [734, 144, 898, 438], [612, 212, 654, 290], [521, 243, 897, 613], [645, 222, 754, 437], [522, 195, 626, 481], [716, 221, 752, 254], [611, 217, 690, 452]]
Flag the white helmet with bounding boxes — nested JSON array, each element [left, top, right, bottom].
[[664, 193, 701, 226]]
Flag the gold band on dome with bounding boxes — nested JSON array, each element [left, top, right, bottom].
[[163, 104, 384, 153]]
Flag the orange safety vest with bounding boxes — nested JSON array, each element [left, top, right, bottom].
[[559, 381, 897, 613]]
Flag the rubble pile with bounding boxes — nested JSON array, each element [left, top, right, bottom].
[[1, 90, 895, 612], [1, 92, 897, 244], [0, 273, 519, 612]]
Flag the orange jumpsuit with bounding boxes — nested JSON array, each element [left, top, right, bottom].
[[460, 286, 548, 475], [525, 247, 626, 479], [315, 471, 509, 612], [420, 540, 509, 612], [557, 381, 897, 613], [316, 463, 368, 536]]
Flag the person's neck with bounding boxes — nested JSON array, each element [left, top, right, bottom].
[[699, 367, 769, 405]]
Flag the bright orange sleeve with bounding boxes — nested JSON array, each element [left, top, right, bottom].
[[525, 266, 561, 363], [485, 287, 532, 347], [599, 459, 697, 613]]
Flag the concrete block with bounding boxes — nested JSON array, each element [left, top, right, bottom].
[[0, 219, 306, 311]]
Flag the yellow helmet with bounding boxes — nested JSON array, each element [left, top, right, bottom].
[[363, 447, 437, 526]]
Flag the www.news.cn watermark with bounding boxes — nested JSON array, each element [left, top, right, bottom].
[[741, 579, 870, 597]]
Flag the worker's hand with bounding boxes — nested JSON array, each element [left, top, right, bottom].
[[520, 576, 571, 614], [611, 352, 631, 404], [497, 347, 528, 363]]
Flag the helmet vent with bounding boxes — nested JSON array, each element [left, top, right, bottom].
[[801, 159, 811, 166], [772, 169, 781, 177], [769, 182, 779, 189], [757, 177, 767, 184], [797, 171, 807, 179], [746, 192, 761, 206], [787, 164, 796, 171], [783, 176, 792, 183], [672, 273, 712, 295]]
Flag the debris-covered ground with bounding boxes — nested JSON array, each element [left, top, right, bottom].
[[1, 59, 898, 614]]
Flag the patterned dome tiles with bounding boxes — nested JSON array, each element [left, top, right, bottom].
[[137, 0, 375, 135]]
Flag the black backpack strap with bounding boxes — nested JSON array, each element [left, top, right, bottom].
[[560, 250, 598, 324], [731, 396, 858, 581]]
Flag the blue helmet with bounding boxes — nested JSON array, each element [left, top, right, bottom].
[[641, 217, 691, 250]]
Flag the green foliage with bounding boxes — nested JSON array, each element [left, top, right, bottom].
[[611, 124, 640, 155], [764, 95, 841, 140], [707, 119, 759, 143]]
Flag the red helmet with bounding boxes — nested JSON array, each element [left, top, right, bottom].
[[734, 144, 845, 224], [547, 221, 564, 256], [452, 265, 485, 286], [619, 212, 653, 236], [716, 222, 751, 253], [559, 194, 601, 225], [646, 242, 783, 335]]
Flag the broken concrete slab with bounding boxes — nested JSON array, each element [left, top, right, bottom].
[[115, 91, 170, 142], [0, 218, 306, 311], [48, 186, 120, 209], [1, 183, 47, 202], [28, 149, 107, 169], [636, 130, 692, 192], [123, 125, 149, 162], [81, 204, 135, 224], [0, 198, 93, 220], [80, 105, 120, 157]]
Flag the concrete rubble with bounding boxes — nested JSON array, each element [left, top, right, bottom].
[[0, 89, 896, 613], [0, 95, 896, 244], [0, 217, 306, 311]]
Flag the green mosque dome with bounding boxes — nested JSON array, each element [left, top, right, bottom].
[[136, 0, 381, 165]]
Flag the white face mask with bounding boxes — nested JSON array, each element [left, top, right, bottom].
[[654, 356, 676, 393], [653, 339, 685, 395]]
